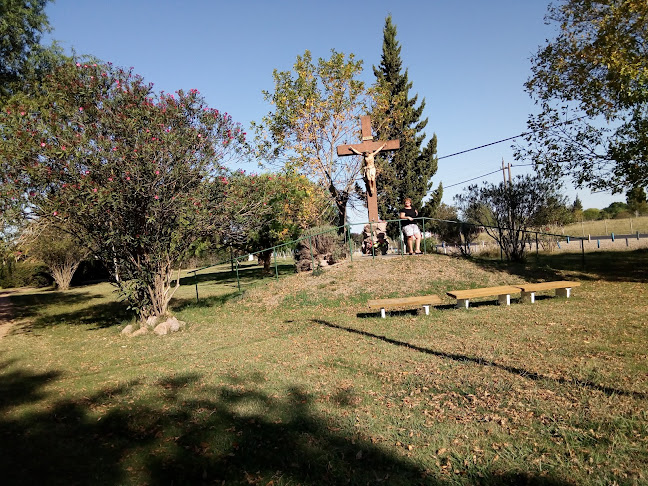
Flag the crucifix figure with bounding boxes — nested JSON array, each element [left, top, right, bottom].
[[337, 115, 400, 222]]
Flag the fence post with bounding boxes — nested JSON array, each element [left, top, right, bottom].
[[309, 236, 315, 272], [274, 248, 279, 280], [398, 219, 404, 257], [347, 225, 353, 262], [422, 218, 427, 255], [369, 221, 375, 260], [536, 232, 539, 257], [581, 238, 585, 268], [193, 271, 199, 303]]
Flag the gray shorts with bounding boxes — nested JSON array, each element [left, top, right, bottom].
[[402, 223, 421, 237]]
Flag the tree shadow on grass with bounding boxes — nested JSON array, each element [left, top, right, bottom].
[[0, 359, 574, 486], [472, 250, 648, 284], [8, 290, 108, 321], [179, 262, 295, 286], [313, 319, 646, 401], [9, 291, 132, 333], [171, 291, 242, 312]]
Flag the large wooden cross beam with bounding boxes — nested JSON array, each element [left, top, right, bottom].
[[337, 116, 400, 222]]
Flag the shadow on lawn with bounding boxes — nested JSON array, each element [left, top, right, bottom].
[[314, 319, 646, 401], [472, 249, 648, 284], [179, 262, 295, 286], [0, 359, 573, 486], [9, 294, 132, 333]]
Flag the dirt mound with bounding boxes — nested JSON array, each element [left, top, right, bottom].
[[243, 253, 525, 309]]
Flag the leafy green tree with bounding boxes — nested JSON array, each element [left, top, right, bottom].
[[18, 221, 89, 290], [371, 15, 441, 232], [0, 61, 249, 320], [602, 201, 629, 219], [232, 172, 334, 273], [626, 186, 648, 215], [521, 0, 648, 192], [253, 50, 370, 230], [571, 195, 583, 221], [583, 208, 603, 221], [455, 175, 568, 261], [0, 0, 61, 105]]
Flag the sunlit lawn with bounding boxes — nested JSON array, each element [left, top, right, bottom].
[[1, 251, 647, 485]]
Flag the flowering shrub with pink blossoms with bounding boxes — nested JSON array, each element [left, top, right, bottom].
[[0, 60, 256, 320]]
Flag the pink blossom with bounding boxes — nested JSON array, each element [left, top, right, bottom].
[[108, 177, 113, 182], [40, 142, 46, 147], [76, 63, 81, 67], [93, 188, 97, 192], [154, 195, 159, 200], [53, 211, 58, 216], [20, 112, 25, 116], [61, 146, 66, 151], [155, 170, 160, 175], [79, 107, 83, 112], [126, 177, 131, 181]]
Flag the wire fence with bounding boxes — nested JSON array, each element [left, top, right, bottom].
[[187, 217, 648, 303]]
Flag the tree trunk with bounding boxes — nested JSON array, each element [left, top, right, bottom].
[[50, 260, 81, 291], [260, 249, 273, 275]]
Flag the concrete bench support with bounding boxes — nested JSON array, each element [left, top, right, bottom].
[[447, 285, 521, 309], [368, 295, 442, 318], [516, 281, 579, 303]]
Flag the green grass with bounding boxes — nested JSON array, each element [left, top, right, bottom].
[[1, 252, 647, 485]]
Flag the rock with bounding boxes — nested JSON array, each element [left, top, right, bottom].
[[121, 324, 134, 336], [153, 322, 170, 335], [131, 327, 148, 337], [167, 316, 185, 332], [145, 315, 158, 329]]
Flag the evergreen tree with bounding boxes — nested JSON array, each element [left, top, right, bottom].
[[371, 15, 441, 234]]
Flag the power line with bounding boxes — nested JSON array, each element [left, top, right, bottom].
[[437, 115, 586, 161], [438, 133, 525, 160], [444, 169, 503, 189]]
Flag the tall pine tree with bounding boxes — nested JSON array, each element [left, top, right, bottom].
[[371, 15, 441, 233]]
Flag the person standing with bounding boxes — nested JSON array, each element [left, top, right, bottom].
[[399, 198, 422, 255]]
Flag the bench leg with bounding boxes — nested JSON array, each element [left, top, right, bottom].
[[498, 294, 511, 306], [423, 305, 430, 315], [457, 299, 469, 309], [556, 288, 571, 298], [521, 291, 535, 303], [380, 308, 386, 318]]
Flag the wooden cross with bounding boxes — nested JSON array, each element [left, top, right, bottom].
[[337, 116, 400, 222]]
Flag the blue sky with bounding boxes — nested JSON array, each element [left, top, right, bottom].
[[44, 0, 622, 216]]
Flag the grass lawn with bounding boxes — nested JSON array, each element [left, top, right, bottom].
[[1, 251, 647, 485]]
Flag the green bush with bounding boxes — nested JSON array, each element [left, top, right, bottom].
[[0, 260, 52, 289]]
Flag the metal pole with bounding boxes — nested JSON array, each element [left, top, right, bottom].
[[422, 218, 427, 255], [347, 225, 353, 262], [274, 248, 278, 280], [193, 271, 199, 303], [398, 219, 403, 257], [581, 238, 585, 268], [235, 259, 241, 292], [309, 236, 315, 272]]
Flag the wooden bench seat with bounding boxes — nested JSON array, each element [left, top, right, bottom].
[[514, 281, 580, 303], [368, 295, 442, 318], [446, 285, 521, 309]]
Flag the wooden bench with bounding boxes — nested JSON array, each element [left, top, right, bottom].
[[514, 281, 581, 303], [368, 295, 442, 318], [446, 285, 521, 309]]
